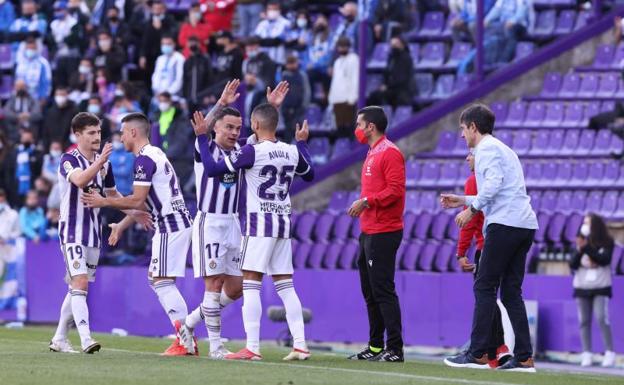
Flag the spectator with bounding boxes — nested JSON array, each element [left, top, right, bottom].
[[91, 29, 126, 83], [280, 55, 310, 144], [0, 134, 10, 197], [68, 58, 96, 106], [254, 0, 291, 65], [15, 36, 52, 105], [243, 36, 277, 89], [41, 140, 63, 185], [368, 36, 413, 107], [178, 2, 212, 58], [50, 1, 84, 86], [285, 9, 312, 62], [151, 35, 185, 96], [202, 30, 244, 103], [332, 1, 372, 54], [9, 0, 48, 54], [237, 0, 263, 37], [155, 92, 194, 191], [67, 0, 91, 24], [306, 14, 333, 106], [33, 176, 52, 208], [449, 0, 495, 42], [95, 67, 116, 104], [11, 130, 43, 204], [570, 214, 616, 368], [45, 205, 60, 241], [373, 0, 410, 41], [199, 0, 236, 33], [0, 189, 21, 266], [108, 131, 135, 196], [328, 37, 359, 138], [129, 0, 152, 46], [102, 6, 132, 48], [183, 36, 213, 111], [243, 71, 267, 127], [19, 190, 47, 243], [139, 0, 176, 87], [2, 80, 43, 144], [0, 0, 15, 33], [484, 0, 531, 63], [43, 87, 79, 149], [107, 82, 143, 131], [86, 95, 112, 140]]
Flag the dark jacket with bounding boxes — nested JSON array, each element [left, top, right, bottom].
[[44, 102, 79, 148], [3, 94, 43, 143], [90, 45, 126, 83], [160, 108, 194, 191], [570, 242, 614, 298], [384, 48, 413, 105], [140, 15, 176, 61], [244, 52, 277, 88], [183, 53, 213, 105], [213, 47, 244, 83]]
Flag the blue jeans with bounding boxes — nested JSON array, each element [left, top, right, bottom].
[[237, 3, 263, 37]]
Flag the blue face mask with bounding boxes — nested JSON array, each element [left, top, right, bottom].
[[25, 49, 37, 59], [87, 104, 101, 115], [161, 45, 174, 55], [0, 203, 6, 212]]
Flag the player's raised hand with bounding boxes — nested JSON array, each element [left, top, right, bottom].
[[266, 81, 290, 108], [440, 193, 465, 209], [191, 110, 209, 136], [218, 79, 241, 106], [82, 190, 106, 208], [98, 142, 113, 164], [108, 223, 122, 246], [295, 120, 309, 142]]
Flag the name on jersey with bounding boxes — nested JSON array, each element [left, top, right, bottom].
[[260, 201, 291, 215], [268, 150, 290, 161]]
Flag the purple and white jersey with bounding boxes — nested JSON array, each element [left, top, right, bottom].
[[58, 149, 116, 248], [194, 138, 241, 214], [134, 145, 192, 233], [224, 140, 312, 239]]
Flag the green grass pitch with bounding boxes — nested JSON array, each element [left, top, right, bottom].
[[0, 326, 621, 385]]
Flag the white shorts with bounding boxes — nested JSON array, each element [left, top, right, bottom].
[[192, 212, 243, 277], [149, 227, 192, 278], [61, 243, 100, 282], [239, 236, 293, 275]]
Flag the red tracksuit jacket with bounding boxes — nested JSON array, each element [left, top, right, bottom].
[[360, 136, 406, 234], [457, 173, 484, 257]]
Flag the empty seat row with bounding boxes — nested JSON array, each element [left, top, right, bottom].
[[538, 71, 624, 99], [368, 41, 473, 71], [579, 43, 624, 71], [530, 189, 624, 220], [492, 100, 615, 128]]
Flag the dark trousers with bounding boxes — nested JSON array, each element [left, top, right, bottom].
[[470, 224, 535, 361], [474, 249, 505, 360], [357, 230, 404, 351]]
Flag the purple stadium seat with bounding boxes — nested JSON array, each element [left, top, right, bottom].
[[395, 242, 407, 270], [430, 212, 452, 241], [305, 105, 323, 131], [337, 241, 359, 269], [570, 162, 589, 188], [433, 131, 457, 155], [574, 130, 595, 155], [438, 162, 460, 188], [542, 102, 565, 127], [415, 73, 434, 99], [529, 190, 542, 212], [347, 191, 360, 206], [534, 212, 551, 243], [447, 218, 460, 241], [445, 42, 472, 69], [529, 131, 550, 156], [602, 100, 616, 113], [309, 138, 330, 165], [403, 212, 417, 240], [0, 44, 12, 70], [524, 103, 546, 127], [577, 73, 599, 98], [432, 74, 454, 99], [592, 44, 616, 69], [505, 101, 528, 127], [294, 212, 318, 242], [553, 162, 573, 188], [563, 213, 584, 243], [612, 193, 624, 219], [406, 160, 421, 188], [524, 161, 542, 187], [391, 106, 412, 128], [327, 191, 349, 213], [322, 243, 343, 269], [595, 73, 619, 98], [433, 241, 455, 272], [559, 72, 581, 98], [417, 42, 446, 69], [547, 213, 566, 243], [419, 191, 439, 213], [420, 161, 441, 187], [418, 12, 445, 37], [591, 129, 612, 156], [490, 101, 508, 126], [600, 161, 619, 187], [514, 42, 535, 61], [512, 130, 532, 155], [542, 129, 564, 155], [351, 217, 361, 239], [541, 72, 562, 98], [366, 74, 383, 97], [332, 214, 353, 242], [562, 102, 584, 127], [554, 10, 577, 35], [587, 162, 606, 187], [453, 75, 471, 94], [413, 211, 434, 240], [0, 75, 12, 99], [401, 241, 422, 270], [574, 11, 591, 31], [555, 190, 573, 214], [584, 101, 602, 124], [538, 162, 558, 187], [307, 243, 328, 268], [408, 43, 420, 66], [540, 191, 559, 214], [600, 190, 619, 219], [382, 105, 394, 126], [560, 129, 580, 155], [572, 190, 588, 212], [612, 42, 624, 69], [405, 191, 420, 213], [294, 242, 312, 269], [496, 130, 513, 148], [368, 43, 390, 70], [313, 213, 335, 243], [586, 191, 604, 213], [417, 241, 438, 271], [331, 138, 353, 159], [531, 10, 556, 39]]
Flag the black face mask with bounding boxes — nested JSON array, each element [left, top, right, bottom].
[[190, 45, 200, 54], [17, 90, 28, 97], [314, 25, 327, 33], [345, 15, 355, 22], [109, 16, 119, 22], [22, 141, 32, 148]]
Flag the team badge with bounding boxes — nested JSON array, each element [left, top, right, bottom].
[[229, 150, 242, 163], [152, 259, 158, 264], [73, 261, 80, 269], [209, 260, 217, 270], [63, 161, 74, 174]]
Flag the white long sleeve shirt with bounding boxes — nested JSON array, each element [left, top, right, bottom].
[[151, 51, 185, 95], [328, 52, 359, 105], [465, 135, 538, 231]]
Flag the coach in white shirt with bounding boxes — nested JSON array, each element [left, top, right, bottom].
[[440, 104, 538, 373]]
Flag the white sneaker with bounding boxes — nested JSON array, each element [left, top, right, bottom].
[[178, 323, 195, 355], [581, 351, 593, 367], [210, 345, 232, 360], [602, 351, 616, 367], [283, 348, 311, 361], [81, 338, 101, 354], [49, 339, 78, 353]]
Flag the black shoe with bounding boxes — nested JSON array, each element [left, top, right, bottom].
[[370, 349, 404, 362], [497, 357, 536, 373], [443, 351, 489, 369], [347, 347, 382, 360]]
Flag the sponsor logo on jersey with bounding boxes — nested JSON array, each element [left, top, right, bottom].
[[220, 172, 236, 188]]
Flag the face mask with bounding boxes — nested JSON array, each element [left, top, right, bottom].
[[158, 102, 171, 112], [267, 10, 280, 20], [70, 133, 77, 144], [50, 149, 62, 157], [0, 203, 6, 212], [114, 89, 125, 97], [109, 16, 119, 22], [112, 141, 123, 150], [161, 45, 174, 55], [98, 39, 112, 51], [297, 18, 307, 28], [78, 65, 92, 75], [355, 128, 368, 144], [314, 24, 327, 32], [87, 104, 101, 114], [55, 95, 68, 106], [247, 50, 257, 58], [580, 223, 590, 237], [17, 89, 28, 97], [22, 141, 32, 148], [190, 45, 200, 54], [345, 14, 356, 22], [25, 49, 37, 59], [190, 12, 201, 22]]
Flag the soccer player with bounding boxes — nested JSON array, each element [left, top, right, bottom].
[[49, 112, 150, 354], [191, 98, 314, 361], [82, 113, 194, 356], [179, 80, 291, 358]]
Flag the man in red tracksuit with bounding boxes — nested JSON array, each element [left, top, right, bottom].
[[347, 106, 406, 363], [457, 151, 510, 368]]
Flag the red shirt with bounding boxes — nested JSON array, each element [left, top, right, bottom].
[[200, 0, 236, 32], [457, 173, 484, 257], [360, 136, 406, 234], [178, 22, 213, 58]]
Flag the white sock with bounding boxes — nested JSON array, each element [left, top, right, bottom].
[[201, 291, 222, 352], [242, 280, 262, 354], [70, 289, 91, 345], [53, 290, 73, 341], [185, 306, 203, 329], [151, 280, 188, 324], [275, 279, 307, 351]]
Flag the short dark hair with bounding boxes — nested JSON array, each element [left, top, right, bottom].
[[159, 91, 172, 100], [459, 104, 495, 135], [337, 36, 351, 48], [71, 112, 101, 133], [251, 103, 279, 131], [121, 112, 151, 136], [357, 106, 388, 133], [215, 107, 242, 122]]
